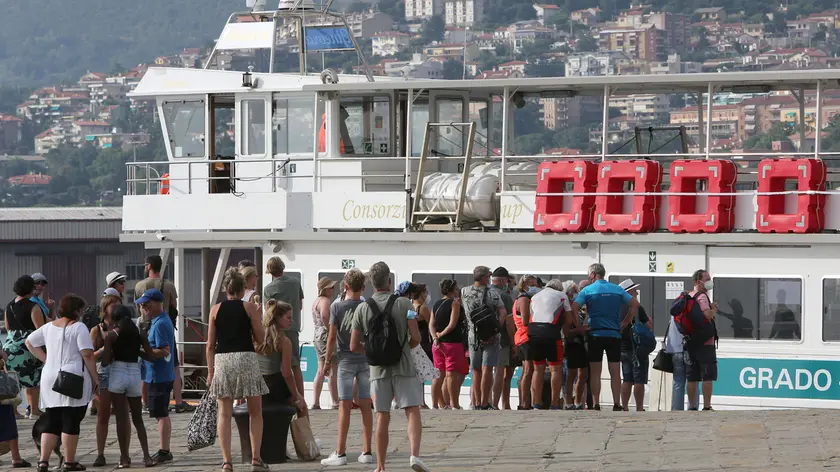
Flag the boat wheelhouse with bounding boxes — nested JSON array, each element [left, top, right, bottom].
[[123, 4, 840, 410]]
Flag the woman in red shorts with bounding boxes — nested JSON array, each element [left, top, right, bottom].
[[430, 279, 468, 410], [513, 274, 539, 410]]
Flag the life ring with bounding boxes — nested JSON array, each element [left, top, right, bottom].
[[160, 173, 170, 195]]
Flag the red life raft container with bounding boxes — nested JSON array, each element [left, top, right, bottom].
[[593, 160, 662, 233], [667, 160, 737, 233], [534, 160, 597, 233], [756, 158, 826, 233]]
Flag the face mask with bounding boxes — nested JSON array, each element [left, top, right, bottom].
[[527, 286, 539, 295], [425, 294, 432, 306], [704, 280, 714, 291]]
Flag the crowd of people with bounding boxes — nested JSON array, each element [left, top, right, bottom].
[[0, 256, 720, 472]]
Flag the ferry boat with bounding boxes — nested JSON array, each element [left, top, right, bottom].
[[122, 0, 840, 410]]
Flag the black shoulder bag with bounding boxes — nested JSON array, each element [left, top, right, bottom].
[[52, 322, 86, 400], [652, 321, 674, 373]]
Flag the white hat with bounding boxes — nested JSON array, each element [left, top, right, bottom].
[[106, 271, 127, 287], [103, 287, 121, 297], [619, 278, 641, 292]]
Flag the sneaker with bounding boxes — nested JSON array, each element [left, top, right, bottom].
[[358, 453, 375, 464], [593, 404, 601, 411], [485, 405, 498, 410], [174, 402, 195, 413], [563, 405, 576, 411], [151, 450, 173, 464], [320, 452, 347, 466], [25, 406, 31, 419], [612, 404, 622, 411], [688, 407, 699, 411], [409, 456, 429, 472], [703, 407, 714, 411]]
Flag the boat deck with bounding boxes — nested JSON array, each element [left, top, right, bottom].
[[7, 408, 840, 471]]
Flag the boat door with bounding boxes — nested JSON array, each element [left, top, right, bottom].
[[235, 92, 273, 193], [430, 90, 469, 174]]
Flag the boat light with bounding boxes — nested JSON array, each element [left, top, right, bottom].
[[242, 66, 254, 88]]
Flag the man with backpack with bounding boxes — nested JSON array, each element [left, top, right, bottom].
[[350, 261, 429, 472], [461, 266, 507, 411], [617, 279, 653, 412], [674, 269, 719, 411]]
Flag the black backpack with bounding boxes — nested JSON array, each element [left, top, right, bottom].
[[80, 305, 100, 330], [363, 295, 406, 367], [466, 287, 502, 343]]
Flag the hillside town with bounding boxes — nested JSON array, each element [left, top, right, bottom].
[[3, 1, 840, 197]]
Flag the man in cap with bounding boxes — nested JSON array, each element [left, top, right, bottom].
[[105, 271, 128, 298], [618, 278, 651, 412], [30, 273, 53, 322], [136, 288, 175, 464], [490, 267, 516, 410]]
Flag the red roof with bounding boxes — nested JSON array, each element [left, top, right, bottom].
[[8, 174, 52, 186], [499, 60, 527, 67], [0, 113, 22, 122]]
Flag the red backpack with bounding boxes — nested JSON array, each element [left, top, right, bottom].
[[669, 291, 716, 345]]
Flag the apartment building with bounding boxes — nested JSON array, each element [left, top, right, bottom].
[[445, 0, 483, 26]]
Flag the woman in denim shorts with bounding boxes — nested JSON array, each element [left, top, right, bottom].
[[90, 293, 121, 467]]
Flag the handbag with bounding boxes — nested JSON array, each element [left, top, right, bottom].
[[51, 323, 86, 400], [0, 370, 20, 401], [187, 390, 217, 451], [652, 321, 674, 373], [290, 415, 320, 461]]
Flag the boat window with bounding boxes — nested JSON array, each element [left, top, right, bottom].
[[712, 277, 802, 341], [338, 96, 391, 156], [162, 101, 205, 158], [274, 97, 317, 155], [435, 98, 464, 157], [318, 271, 395, 300], [241, 99, 266, 156], [607, 275, 695, 338], [470, 99, 490, 157], [823, 278, 840, 341], [410, 101, 430, 157]]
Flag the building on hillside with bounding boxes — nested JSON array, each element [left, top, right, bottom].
[[743, 23, 766, 38], [670, 104, 740, 140], [610, 94, 670, 122], [533, 4, 560, 25], [78, 72, 107, 86], [444, 26, 480, 43], [474, 69, 523, 80], [571, 7, 601, 25], [564, 51, 632, 76], [406, 0, 443, 20], [787, 18, 821, 46], [371, 31, 411, 56], [72, 121, 111, 143], [615, 8, 688, 51], [497, 61, 527, 74], [541, 97, 601, 129], [444, 0, 483, 26], [0, 114, 23, 152], [7, 174, 52, 196], [178, 48, 202, 68], [695, 7, 726, 22], [382, 54, 445, 78], [648, 53, 702, 74], [424, 42, 480, 61], [599, 26, 667, 61]]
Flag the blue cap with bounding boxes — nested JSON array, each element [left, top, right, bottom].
[[136, 288, 164, 304], [395, 281, 411, 297]]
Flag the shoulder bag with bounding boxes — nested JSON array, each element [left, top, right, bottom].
[[652, 321, 674, 373], [52, 322, 86, 400]]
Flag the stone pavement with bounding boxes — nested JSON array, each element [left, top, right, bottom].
[[3, 408, 840, 472]]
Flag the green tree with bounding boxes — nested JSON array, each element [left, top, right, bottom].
[[744, 123, 793, 150], [574, 33, 598, 52], [420, 15, 445, 44], [525, 60, 565, 77], [442, 60, 465, 80]]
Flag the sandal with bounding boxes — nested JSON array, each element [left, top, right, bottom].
[[64, 462, 87, 471], [222, 462, 233, 472], [93, 455, 106, 467], [118, 457, 131, 469], [36, 461, 48, 472], [250, 459, 269, 472], [12, 459, 32, 468], [143, 457, 156, 468]]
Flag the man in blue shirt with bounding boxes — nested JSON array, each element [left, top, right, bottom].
[[571, 263, 639, 411], [137, 288, 175, 464], [30, 273, 53, 322]]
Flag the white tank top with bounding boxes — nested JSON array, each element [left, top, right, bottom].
[[242, 289, 256, 303]]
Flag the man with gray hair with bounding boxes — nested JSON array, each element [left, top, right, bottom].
[[461, 265, 507, 410], [571, 263, 640, 411], [351, 261, 429, 472]]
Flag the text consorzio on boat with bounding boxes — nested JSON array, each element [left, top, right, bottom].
[[341, 200, 406, 221]]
